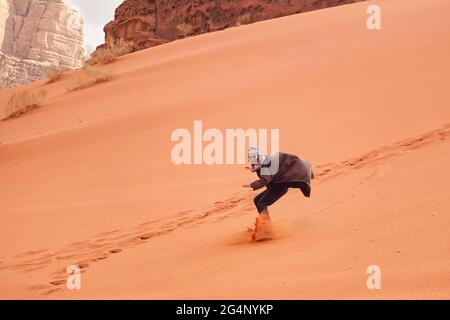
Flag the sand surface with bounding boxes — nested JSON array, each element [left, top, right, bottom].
[[0, 0, 449, 299]]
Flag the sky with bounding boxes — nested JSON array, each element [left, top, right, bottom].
[[65, 0, 123, 52]]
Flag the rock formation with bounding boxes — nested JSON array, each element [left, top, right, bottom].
[[99, 0, 364, 53], [0, 0, 84, 88]]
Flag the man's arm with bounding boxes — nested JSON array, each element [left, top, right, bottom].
[[250, 175, 273, 190]]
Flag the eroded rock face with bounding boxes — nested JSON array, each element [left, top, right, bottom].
[[100, 0, 363, 52], [0, 0, 84, 88], [0, 52, 49, 88]]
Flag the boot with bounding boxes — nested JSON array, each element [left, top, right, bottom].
[[252, 213, 274, 242]]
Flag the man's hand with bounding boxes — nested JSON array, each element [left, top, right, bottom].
[[245, 165, 259, 172], [242, 184, 252, 188]]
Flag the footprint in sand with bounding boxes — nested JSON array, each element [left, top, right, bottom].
[[49, 279, 66, 286], [138, 233, 155, 241], [14, 249, 48, 259], [27, 284, 53, 291], [76, 263, 90, 269], [97, 229, 123, 236], [90, 255, 108, 262], [43, 288, 64, 295]]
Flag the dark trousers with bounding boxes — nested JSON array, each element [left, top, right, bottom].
[[253, 182, 311, 213]]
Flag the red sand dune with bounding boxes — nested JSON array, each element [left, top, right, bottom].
[[0, 0, 449, 299]]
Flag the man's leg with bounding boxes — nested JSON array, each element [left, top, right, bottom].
[[286, 181, 311, 198], [252, 184, 288, 241], [254, 184, 289, 216], [253, 189, 268, 213]]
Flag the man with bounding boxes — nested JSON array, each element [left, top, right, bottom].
[[243, 147, 314, 241]]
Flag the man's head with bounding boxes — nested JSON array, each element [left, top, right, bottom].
[[248, 147, 259, 164], [248, 147, 267, 166]]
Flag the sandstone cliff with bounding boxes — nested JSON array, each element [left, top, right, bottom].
[[0, 0, 84, 88], [100, 0, 364, 53]]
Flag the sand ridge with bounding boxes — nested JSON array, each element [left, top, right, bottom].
[[0, 122, 448, 296]]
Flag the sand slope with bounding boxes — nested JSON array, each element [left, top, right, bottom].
[[0, 0, 449, 299]]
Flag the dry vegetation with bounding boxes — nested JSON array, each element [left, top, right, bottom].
[[4, 89, 47, 120], [46, 66, 67, 83], [236, 13, 253, 26], [69, 65, 113, 91], [176, 22, 193, 36], [87, 42, 131, 65]]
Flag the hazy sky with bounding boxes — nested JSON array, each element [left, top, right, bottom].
[[65, 0, 123, 51]]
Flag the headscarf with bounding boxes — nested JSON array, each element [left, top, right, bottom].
[[248, 147, 267, 170]]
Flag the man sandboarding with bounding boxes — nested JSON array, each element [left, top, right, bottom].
[[243, 147, 314, 241]]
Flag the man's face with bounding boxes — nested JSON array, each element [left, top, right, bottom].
[[249, 154, 259, 166]]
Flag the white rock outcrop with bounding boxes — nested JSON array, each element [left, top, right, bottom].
[[0, 0, 84, 88]]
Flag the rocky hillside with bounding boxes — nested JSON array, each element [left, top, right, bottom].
[[99, 0, 364, 53], [0, 0, 84, 88]]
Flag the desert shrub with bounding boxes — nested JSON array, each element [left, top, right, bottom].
[[69, 65, 113, 91], [46, 66, 67, 83], [4, 89, 47, 119], [87, 42, 131, 65], [176, 22, 193, 36], [236, 13, 253, 26]]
